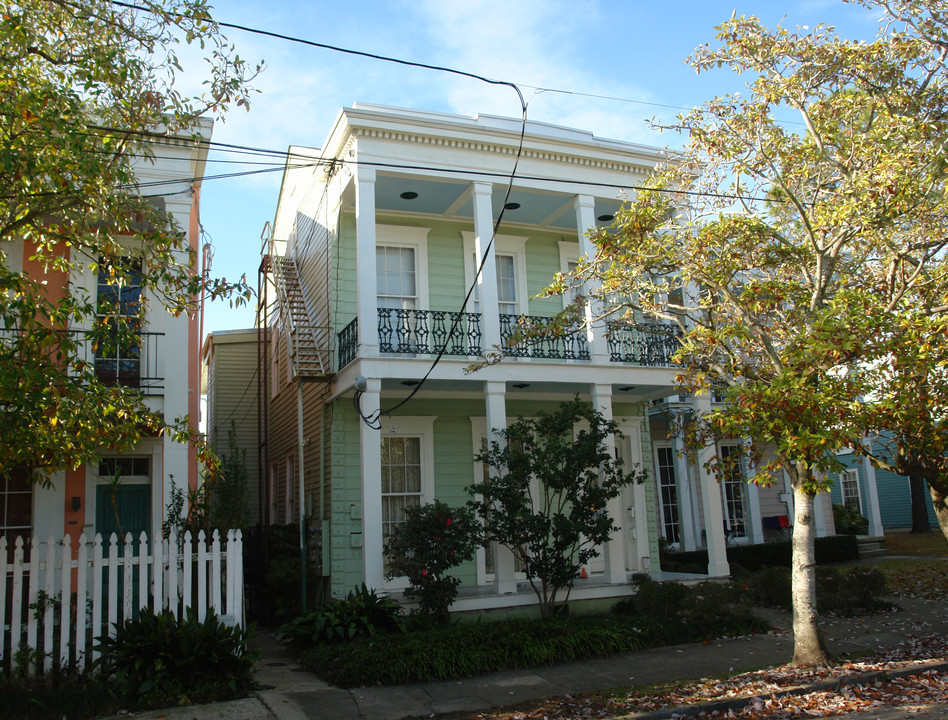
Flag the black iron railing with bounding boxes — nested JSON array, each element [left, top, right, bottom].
[[338, 318, 358, 368], [499, 314, 590, 361], [0, 327, 164, 393], [606, 321, 679, 366], [377, 309, 481, 356]]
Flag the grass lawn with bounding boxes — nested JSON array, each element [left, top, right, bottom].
[[874, 558, 948, 601], [883, 530, 948, 557]]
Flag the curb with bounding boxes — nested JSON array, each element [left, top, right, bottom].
[[616, 660, 948, 719]]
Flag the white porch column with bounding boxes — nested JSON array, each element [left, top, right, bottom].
[[694, 393, 730, 576], [574, 196, 609, 363], [670, 412, 697, 551], [359, 378, 383, 589], [742, 439, 765, 544], [356, 167, 379, 357], [813, 489, 829, 537], [861, 455, 884, 537], [472, 183, 501, 351], [485, 381, 516, 594], [592, 384, 627, 583]]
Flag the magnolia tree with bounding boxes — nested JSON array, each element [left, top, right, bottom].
[[547, 3, 948, 665], [470, 399, 643, 618], [1, 1, 259, 481]]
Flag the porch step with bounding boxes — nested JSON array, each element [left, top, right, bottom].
[[856, 536, 889, 559]]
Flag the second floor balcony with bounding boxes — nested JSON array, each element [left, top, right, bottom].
[[337, 309, 679, 371]]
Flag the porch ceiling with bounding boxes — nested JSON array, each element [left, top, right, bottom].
[[379, 377, 678, 403], [365, 174, 624, 231]]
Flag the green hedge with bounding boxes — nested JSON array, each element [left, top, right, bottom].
[[662, 535, 859, 573]]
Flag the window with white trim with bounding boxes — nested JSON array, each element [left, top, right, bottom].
[[840, 469, 862, 513], [462, 232, 528, 316], [719, 444, 748, 539], [654, 445, 680, 544], [376, 246, 417, 310], [379, 417, 436, 581]]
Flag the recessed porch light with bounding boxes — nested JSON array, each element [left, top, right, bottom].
[[597, 214, 615, 222], [619, 386, 635, 392], [399, 191, 419, 200], [504, 202, 521, 210], [401, 380, 420, 387], [512, 383, 530, 389]]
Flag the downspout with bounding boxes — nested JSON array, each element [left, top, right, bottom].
[[298, 379, 307, 612]]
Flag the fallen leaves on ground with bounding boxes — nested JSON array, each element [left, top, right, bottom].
[[464, 635, 948, 720], [875, 560, 948, 602]]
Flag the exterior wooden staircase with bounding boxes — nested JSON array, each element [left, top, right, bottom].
[[270, 255, 332, 381]]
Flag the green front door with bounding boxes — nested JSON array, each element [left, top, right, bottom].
[[96, 484, 151, 616]]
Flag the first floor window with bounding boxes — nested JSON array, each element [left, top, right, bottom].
[[719, 444, 747, 539], [654, 445, 680, 544], [381, 436, 422, 571], [1, 465, 32, 552], [840, 469, 862, 513]]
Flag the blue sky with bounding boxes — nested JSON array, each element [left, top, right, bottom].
[[193, 0, 883, 334]]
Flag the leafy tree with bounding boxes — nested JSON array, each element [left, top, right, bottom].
[[0, 1, 259, 482], [469, 398, 643, 618], [384, 500, 481, 620], [545, 4, 948, 664]]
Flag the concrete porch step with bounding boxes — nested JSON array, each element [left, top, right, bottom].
[[857, 535, 889, 558]]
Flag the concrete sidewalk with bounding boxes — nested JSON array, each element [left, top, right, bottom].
[[120, 592, 948, 720]]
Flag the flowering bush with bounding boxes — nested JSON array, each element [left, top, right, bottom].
[[384, 500, 481, 619]]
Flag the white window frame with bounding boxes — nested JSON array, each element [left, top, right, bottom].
[[461, 232, 529, 316], [376, 225, 430, 311], [718, 442, 749, 542], [557, 240, 582, 309], [378, 415, 436, 589], [653, 442, 680, 547], [840, 469, 863, 514]]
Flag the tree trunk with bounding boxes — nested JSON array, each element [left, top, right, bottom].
[[909, 474, 931, 533], [929, 484, 948, 545], [790, 478, 832, 667]]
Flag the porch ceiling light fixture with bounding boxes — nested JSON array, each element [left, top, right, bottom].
[[401, 380, 420, 387], [597, 214, 615, 222], [512, 382, 530, 389], [619, 386, 635, 392], [399, 191, 419, 200], [504, 202, 521, 210]]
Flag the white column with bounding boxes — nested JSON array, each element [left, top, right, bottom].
[[862, 455, 884, 537], [592, 384, 627, 583], [485, 381, 516, 594], [813, 488, 829, 537], [472, 183, 500, 350], [356, 167, 379, 357], [694, 393, 729, 576], [670, 412, 697, 552], [574, 196, 609, 363], [359, 378, 383, 589]]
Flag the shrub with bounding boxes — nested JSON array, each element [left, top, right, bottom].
[[745, 565, 893, 615], [95, 607, 257, 707], [613, 574, 762, 643], [384, 500, 481, 619], [281, 584, 405, 645], [833, 503, 869, 535], [662, 535, 861, 573], [299, 616, 648, 687]]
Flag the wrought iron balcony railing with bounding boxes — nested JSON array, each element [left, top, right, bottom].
[[378, 308, 482, 357], [499, 314, 591, 361], [606, 321, 679, 367], [338, 318, 358, 369], [0, 327, 164, 394]]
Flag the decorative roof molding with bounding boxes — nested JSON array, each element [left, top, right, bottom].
[[351, 127, 654, 177]]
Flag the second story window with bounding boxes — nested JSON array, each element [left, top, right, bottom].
[[377, 246, 417, 310], [95, 259, 142, 388], [496, 254, 518, 315]]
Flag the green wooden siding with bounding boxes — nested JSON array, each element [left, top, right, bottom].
[[329, 396, 653, 597]]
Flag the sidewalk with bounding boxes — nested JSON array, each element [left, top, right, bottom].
[[122, 590, 948, 720]]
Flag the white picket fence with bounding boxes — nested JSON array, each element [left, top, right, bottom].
[[0, 529, 243, 674]]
